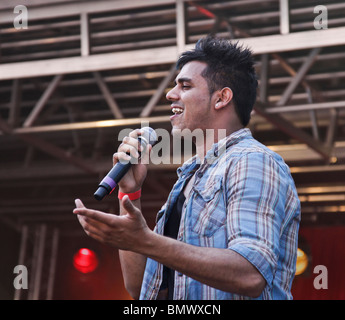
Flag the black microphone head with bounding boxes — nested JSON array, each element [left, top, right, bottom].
[[140, 127, 158, 147], [94, 186, 108, 201]]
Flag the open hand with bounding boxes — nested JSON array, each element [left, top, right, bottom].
[[73, 197, 151, 251]]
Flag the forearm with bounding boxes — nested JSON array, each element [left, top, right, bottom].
[[74, 192, 265, 298], [137, 231, 266, 298], [119, 249, 146, 299]]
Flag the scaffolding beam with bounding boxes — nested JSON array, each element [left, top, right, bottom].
[[0, 27, 344, 81]]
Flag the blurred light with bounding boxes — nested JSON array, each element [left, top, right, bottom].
[[73, 248, 99, 274], [295, 248, 309, 276], [330, 156, 338, 164]]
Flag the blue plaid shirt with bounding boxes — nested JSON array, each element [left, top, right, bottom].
[[139, 128, 301, 300]]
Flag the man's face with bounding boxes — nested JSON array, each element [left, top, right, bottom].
[[166, 61, 214, 136]]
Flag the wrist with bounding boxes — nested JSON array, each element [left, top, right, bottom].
[[118, 189, 141, 201], [118, 184, 142, 193]]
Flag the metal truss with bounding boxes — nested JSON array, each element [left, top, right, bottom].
[[13, 223, 59, 300], [0, 0, 345, 248]]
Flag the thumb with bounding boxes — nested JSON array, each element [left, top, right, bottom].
[[121, 195, 141, 217]]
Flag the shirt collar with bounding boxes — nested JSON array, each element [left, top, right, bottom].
[[208, 127, 251, 159], [177, 128, 252, 177]]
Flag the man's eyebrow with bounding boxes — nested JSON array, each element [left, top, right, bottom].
[[174, 77, 193, 85]]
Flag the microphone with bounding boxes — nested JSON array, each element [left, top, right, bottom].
[[94, 127, 158, 201]]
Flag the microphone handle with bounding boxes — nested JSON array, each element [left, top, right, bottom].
[[94, 161, 132, 201], [94, 134, 151, 201]]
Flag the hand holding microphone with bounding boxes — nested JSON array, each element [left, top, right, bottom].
[[94, 127, 157, 201]]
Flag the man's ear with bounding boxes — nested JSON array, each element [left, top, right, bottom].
[[214, 87, 233, 110]]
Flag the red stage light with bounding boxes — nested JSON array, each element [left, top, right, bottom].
[[73, 248, 99, 274]]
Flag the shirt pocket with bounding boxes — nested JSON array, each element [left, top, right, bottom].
[[190, 176, 226, 237]]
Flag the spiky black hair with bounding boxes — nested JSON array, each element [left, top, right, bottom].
[[177, 36, 258, 126]]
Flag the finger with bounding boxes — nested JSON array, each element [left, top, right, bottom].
[[73, 206, 116, 226], [75, 198, 85, 209], [118, 142, 140, 159], [77, 214, 106, 239], [128, 129, 142, 139], [123, 135, 142, 150], [113, 130, 144, 166], [113, 151, 131, 166], [127, 131, 145, 153], [76, 212, 101, 228]]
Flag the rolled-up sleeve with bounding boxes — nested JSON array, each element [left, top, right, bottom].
[[226, 151, 286, 287]]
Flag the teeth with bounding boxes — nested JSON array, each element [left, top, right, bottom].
[[172, 107, 183, 114]]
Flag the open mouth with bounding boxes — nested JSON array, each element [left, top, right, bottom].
[[171, 107, 184, 115]]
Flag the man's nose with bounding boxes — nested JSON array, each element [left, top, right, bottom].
[[166, 86, 179, 101]]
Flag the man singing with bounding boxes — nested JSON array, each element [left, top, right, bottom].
[[74, 36, 301, 300]]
